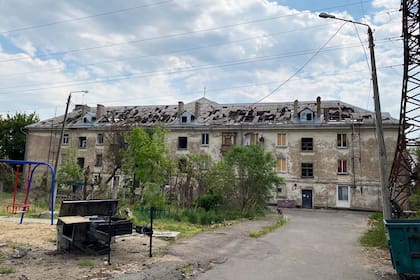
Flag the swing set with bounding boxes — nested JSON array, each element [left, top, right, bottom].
[[0, 159, 56, 225]]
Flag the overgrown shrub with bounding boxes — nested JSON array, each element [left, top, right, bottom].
[[194, 193, 222, 211]]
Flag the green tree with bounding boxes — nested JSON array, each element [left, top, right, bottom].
[[223, 145, 282, 212], [0, 112, 39, 160], [175, 153, 212, 207], [121, 126, 169, 205], [57, 149, 83, 187]]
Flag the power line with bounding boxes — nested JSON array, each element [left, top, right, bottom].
[[0, 23, 334, 78], [0, 4, 398, 65], [0, 37, 402, 94], [0, 0, 175, 35], [1, 63, 402, 114]]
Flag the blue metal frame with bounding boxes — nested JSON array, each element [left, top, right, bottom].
[[0, 159, 55, 225]]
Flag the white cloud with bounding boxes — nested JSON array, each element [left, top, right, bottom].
[[0, 0, 404, 120]]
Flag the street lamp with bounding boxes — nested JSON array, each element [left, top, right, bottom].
[[52, 90, 88, 206], [319, 12, 392, 219]]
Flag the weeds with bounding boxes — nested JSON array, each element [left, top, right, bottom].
[[0, 266, 14, 274], [78, 260, 94, 267], [359, 213, 387, 249], [249, 218, 287, 238]]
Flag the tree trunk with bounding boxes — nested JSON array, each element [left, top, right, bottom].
[[0, 181, 3, 202]]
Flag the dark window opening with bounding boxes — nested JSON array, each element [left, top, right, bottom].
[[79, 137, 87, 148], [306, 113, 312, 121], [95, 154, 103, 167], [96, 133, 104, 145], [201, 133, 209, 145], [63, 133, 69, 145], [181, 116, 188, 123], [178, 137, 188, 149], [301, 163, 314, 178], [301, 138, 313, 151], [77, 157, 85, 169]]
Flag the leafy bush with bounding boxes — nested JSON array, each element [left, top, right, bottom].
[[194, 193, 222, 211], [360, 213, 387, 248]]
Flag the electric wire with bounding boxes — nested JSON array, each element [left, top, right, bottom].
[[252, 22, 348, 104], [0, 37, 402, 94], [0, 0, 175, 35], [0, 7, 399, 65]]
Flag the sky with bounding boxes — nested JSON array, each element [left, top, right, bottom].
[[0, 0, 403, 120]]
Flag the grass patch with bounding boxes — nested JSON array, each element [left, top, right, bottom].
[[249, 218, 287, 238], [359, 213, 387, 249], [153, 219, 206, 238], [78, 260, 94, 267], [0, 266, 14, 274]]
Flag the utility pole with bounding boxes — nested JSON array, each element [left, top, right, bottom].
[[367, 26, 392, 220], [319, 13, 392, 219], [52, 90, 87, 206]]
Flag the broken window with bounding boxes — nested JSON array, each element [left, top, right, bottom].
[[337, 159, 348, 174], [79, 136, 87, 148], [95, 154, 103, 167], [201, 133, 209, 145], [96, 133, 104, 145], [63, 133, 69, 145], [222, 133, 235, 146], [277, 158, 287, 172], [337, 134, 347, 148], [277, 133, 287, 146], [77, 157, 85, 169], [301, 138, 313, 151], [301, 163, 313, 178], [178, 137, 188, 149]]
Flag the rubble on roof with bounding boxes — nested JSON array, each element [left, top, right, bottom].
[[25, 97, 398, 129]]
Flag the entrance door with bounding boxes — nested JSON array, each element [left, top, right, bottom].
[[336, 185, 350, 208], [302, 189, 313, 209]]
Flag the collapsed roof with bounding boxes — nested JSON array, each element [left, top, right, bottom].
[[26, 97, 398, 129]]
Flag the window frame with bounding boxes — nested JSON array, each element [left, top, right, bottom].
[[337, 185, 349, 202], [277, 133, 287, 147], [63, 133, 69, 145], [95, 154, 103, 167], [78, 136, 87, 149], [96, 133, 104, 145], [201, 133, 209, 146], [301, 137, 313, 151], [337, 159, 348, 174], [277, 158, 287, 173], [301, 162, 314, 178], [337, 133, 348, 148]]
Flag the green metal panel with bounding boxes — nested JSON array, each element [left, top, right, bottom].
[[385, 219, 420, 274]]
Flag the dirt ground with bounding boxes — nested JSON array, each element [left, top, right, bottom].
[[0, 212, 398, 280], [0, 217, 169, 280]]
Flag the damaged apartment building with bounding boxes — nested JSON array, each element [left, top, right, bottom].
[[24, 97, 398, 211]]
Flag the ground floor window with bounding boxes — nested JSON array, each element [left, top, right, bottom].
[[337, 185, 349, 201]]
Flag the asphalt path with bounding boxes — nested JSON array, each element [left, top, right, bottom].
[[117, 209, 396, 280], [196, 209, 381, 280]]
